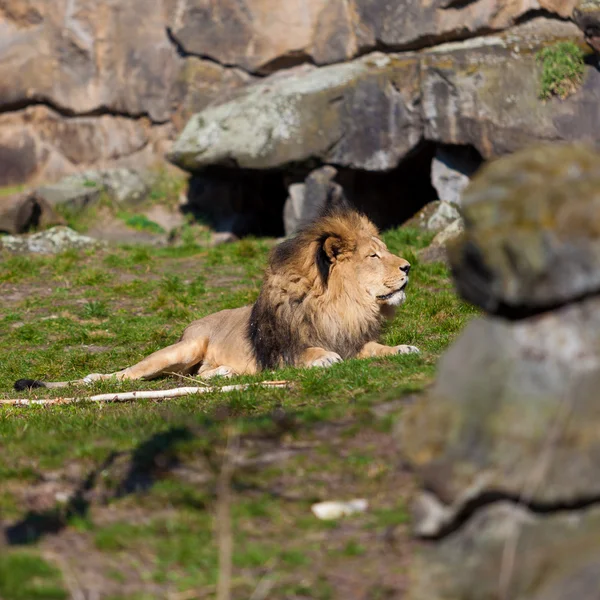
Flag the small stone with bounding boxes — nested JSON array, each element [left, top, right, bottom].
[[419, 218, 464, 264], [426, 202, 461, 232], [311, 499, 368, 520]]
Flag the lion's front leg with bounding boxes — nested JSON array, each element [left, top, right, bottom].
[[298, 347, 343, 369], [357, 341, 420, 358]]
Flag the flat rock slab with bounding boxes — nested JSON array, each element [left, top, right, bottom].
[[169, 53, 422, 171], [169, 0, 577, 72], [170, 21, 597, 175]]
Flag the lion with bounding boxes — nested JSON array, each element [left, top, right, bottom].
[[14, 207, 418, 392]]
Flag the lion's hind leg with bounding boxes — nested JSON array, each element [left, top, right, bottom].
[[109, 337, 209, 381], [14, 337, 209, 392]]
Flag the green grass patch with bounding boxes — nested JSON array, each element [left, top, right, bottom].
[[0, 224, 477, 597], [537, 40, 585, 100], [0, 553, 67, 600], [117, 212, 165, 234]]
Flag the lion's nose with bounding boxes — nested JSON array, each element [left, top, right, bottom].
[[400, 264, 411, 274]]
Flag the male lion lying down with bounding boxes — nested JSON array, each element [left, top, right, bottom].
[[15, 208, 418, 391]]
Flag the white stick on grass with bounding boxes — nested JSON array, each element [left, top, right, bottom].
[[0, 381, 290, 406]]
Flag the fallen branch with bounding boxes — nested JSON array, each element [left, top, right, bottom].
[[0, 381, 290, 406]]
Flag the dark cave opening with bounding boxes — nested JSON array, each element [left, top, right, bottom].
[[182, 166, 288, 238], [180, 142, 484, 238], [336, 141, 439, 230]]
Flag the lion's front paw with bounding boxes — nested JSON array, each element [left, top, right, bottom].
[[82, 373, 107, 384], [309, 352, 343, 368], [394, 345, 420, 355], [200, 365, 236, 380]]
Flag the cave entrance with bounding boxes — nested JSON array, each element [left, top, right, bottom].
[[182, 166, 287, 238], [337, 142, 484, 231], [180, 142, 485, 239]]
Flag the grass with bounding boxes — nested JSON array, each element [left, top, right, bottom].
[[0, 183, 26, 198], [537, 40, 585, 100], [0, 553, 67, 600], [0, 225, 478, 597], [116, 212, 165, 234]]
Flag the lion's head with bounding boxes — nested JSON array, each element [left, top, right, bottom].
[[316, 213, 411, 308], [249, 208, 411, 369]]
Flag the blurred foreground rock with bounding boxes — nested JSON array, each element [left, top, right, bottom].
[[449, 144, 600, 316], [399, 143, 600, 600]]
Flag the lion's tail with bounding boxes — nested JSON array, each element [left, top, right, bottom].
[[14, 378, 81, 391]]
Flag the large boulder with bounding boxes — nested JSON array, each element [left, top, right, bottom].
[[169, 54, 423, 171], [420, 20, 596, 157], [449, 143, 600, 316], [408, 503, 600, 600], [400, 294, 600, 516], [0, 0, 179, 122]]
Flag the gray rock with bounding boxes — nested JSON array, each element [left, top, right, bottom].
[[36, 179, 102, 211], [283, 166, 345, 236], [61, 169, 151, 205], [407, 503, 600, 600], [419, 217, 464, 264], [168, 52, 423, 172], [449, 143, 600, 315], [399, 294, 600, 523], [431, 146, 480, 207], [426, 201, 461, 232], [35, 168, 151, 214], [1, 226, 101, 253]]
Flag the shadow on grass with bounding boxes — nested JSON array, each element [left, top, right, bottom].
[[4, 427, 194, 546]]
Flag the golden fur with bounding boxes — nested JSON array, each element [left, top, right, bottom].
[[14, 208, 418, 391]]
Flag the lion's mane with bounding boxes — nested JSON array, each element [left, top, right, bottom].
[[248, 209, 385, 370]]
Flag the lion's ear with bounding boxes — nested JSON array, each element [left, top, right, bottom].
[[317, 235, 351, 284], [322, 235, 344, 261]]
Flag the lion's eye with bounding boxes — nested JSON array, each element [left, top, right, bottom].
[[369, 253, 379, 259]]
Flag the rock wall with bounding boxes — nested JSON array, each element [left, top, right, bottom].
[[0, 0, 589, 190]]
